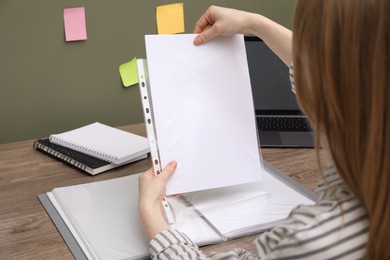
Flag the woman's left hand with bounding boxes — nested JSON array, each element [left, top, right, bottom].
[[138, 161, 177, 240]]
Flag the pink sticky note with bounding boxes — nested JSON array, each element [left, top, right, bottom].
[[63, 7, 87, 42]]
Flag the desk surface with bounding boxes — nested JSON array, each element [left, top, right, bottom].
[[0, 123, 321, 259]]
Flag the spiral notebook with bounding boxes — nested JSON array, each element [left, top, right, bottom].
[[34, 138, 148, 175], [49, 122, 150, 165]]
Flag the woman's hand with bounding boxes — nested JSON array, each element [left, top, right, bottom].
[[193, 5, 258, 45], [138, 161, 177, 241], [193, 5, 293, 66]]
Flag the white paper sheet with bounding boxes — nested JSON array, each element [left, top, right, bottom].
[[145, 34, 264, 195]]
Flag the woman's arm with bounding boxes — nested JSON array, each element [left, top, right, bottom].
[[193, 5, 292, 66]]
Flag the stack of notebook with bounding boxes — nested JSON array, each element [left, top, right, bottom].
[[33, 122, 150, 175]]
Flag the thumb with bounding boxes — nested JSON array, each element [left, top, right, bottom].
[[160, 161, 177, 181], [194, 26, 218, 45]]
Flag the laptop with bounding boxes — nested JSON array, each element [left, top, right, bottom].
[[244, 36, 314, 148]]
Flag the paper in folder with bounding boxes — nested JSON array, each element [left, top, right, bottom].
[[138, 34, 264, 195]]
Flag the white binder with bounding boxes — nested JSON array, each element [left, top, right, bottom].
[[39, 162, 317, 260]]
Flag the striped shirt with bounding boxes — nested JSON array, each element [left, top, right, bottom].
[[149, 67, 369, 259]]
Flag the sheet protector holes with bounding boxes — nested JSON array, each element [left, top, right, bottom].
[[156, 170, 160, 175], [154, 159, 159, 165], [144, 96, 147, 100], [147, 119, 151, 124], [146, 108, 149, 113], [141, 82, 145, 87]]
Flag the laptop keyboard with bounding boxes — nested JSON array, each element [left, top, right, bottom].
[[257, 116, 311, 132]]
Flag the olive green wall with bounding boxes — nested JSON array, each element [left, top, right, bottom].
[[0, 0, 296, 144]]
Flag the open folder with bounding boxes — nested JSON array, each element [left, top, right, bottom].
[[38, 162, 316, 260]]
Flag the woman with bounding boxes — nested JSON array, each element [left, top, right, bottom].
[[139, 1, 389, 259]]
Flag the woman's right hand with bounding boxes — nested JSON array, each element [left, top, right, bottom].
[[193, 5, 258, 45], [193, 5, 293, 66]]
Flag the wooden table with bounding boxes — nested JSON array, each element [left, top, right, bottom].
[[0, 123, 321, 259]]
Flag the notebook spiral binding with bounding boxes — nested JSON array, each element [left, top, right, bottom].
[[49, 136, 119, 164], [33, 139, 108, 174]]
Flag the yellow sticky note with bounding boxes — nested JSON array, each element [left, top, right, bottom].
[[156, 3, 184, 34], [119, 57, 139, 87]]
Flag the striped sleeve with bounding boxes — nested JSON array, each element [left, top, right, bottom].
[[149, 229, 206, 259], [250, 168, 369, 259], [252, 197, 369, 259]]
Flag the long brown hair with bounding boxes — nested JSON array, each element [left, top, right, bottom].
[[293, 0, 390, 259]]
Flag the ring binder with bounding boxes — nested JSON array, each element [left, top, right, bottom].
[[39, 162, 316, 260]]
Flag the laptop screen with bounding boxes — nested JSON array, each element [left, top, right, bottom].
[[244, 36, 302, 115]]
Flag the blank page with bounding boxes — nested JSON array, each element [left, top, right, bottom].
[[145, 34, 263, 195]]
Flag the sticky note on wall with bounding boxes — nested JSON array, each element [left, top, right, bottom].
[[119, 57, 139, 87], [63, 7, 87, 41], [156, 3, 184, 34]]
